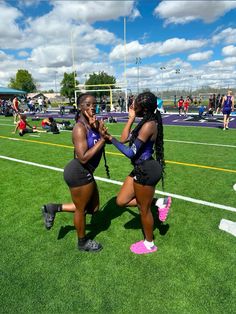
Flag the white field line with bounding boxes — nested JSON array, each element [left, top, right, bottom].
[[165, 124, 236, 131], [0, 154, 236, 213], [1, 126, 236, 149], [164, 139, 236, 149], [0, 123, 14, 126]]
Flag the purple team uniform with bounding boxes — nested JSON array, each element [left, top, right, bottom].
[[64, 121, 103, 188], [223, 96, 233, 115]]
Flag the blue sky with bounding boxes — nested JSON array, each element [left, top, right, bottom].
[[0, 0, 236, 92]]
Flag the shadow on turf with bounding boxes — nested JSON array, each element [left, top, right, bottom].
[[57, 196, 169, 240]]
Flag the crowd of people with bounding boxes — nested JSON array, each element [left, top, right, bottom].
[[176, 92, 235, 129], [0, 95, 52, 116]]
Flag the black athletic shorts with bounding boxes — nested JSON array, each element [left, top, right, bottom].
[[63, 158, 95, 188], [19, 128, 33, 136], [129, 159, 162, 186]]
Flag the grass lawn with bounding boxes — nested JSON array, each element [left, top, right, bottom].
[[0, 115, 236, 313]]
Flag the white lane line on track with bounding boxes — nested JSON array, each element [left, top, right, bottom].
[[0, 154, 235, 213]]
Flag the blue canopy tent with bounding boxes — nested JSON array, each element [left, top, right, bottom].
[[0, 86, 26, 99]]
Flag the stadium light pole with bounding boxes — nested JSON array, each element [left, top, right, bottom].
[[160, 66, 166, 99], [124, 16, 128, 111], [188, 74, 193, 95], [136, 57, 141, 94], [54, 70, 58, 93], [70, 30, 76, 88], [175, 68, 180, 96]]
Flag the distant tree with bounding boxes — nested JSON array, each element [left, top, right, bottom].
[[40, 89, 55, 93], [85, 71, 116, 99], [9, 69, 37, 93], [60, 72, 78, 103]]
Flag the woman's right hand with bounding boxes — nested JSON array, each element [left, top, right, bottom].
[[128, 103, 136, 119], [99, 121, 112, 141]]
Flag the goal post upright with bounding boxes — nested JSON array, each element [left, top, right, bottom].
[[74, 83, 128, 111]]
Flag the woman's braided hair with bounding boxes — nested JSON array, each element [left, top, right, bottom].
[[129, 92, 165, 187], [75, 93, 110, 178]]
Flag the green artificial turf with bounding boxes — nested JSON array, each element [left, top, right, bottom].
[[0, 115, 236, 313]]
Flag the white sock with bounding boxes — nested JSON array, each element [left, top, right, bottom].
[[144, 239, 155, 250], [155, 198, 165, 208]]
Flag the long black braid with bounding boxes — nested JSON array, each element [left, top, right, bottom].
[[74, 93, 110, 178], [129, 92, 165, 188]]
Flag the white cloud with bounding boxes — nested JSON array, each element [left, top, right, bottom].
[[207, 60, 224, 68], [49, 1, 137, 24], [188, 50, 213, 61], [222, 45, 236, 57], [0, 50, 8, 61], [129, 8, 141, 21], [224, 57, 236, 65], [0, 2, 22, 46], [154, 1, 236, 25], [18, 51, 30, 57], [110, 38, 206, 61], [18, 0, 41, 7], [212, 27, 236, 44]]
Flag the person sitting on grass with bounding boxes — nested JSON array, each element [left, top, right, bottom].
[[41, 117, 53, 131], [13, 114, 46, 136]]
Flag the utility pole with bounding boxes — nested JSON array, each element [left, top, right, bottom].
[[160, 66, 166, 99]]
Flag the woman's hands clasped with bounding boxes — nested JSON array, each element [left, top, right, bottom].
[[98, 120, 112, 142]]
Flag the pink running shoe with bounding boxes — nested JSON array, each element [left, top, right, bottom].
[[156, 196, 172, 222], [130, 240, 157, 254]]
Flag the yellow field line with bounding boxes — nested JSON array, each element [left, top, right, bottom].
[[0, 135, 72, 149], [166, 160, 236, 173], [1, 135, 236, 174]]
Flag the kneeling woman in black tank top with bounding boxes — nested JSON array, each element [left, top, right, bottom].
[[42, 93, 109, 252]]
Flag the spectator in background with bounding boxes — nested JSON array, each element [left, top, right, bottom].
[[118, 96, 121, 107], [156, 96, 165, 113], [212, 94, 216, 111], [128, 95, 134, 109], [222, 90, 234, 130], [198, 104, 205, 118], [60, 104, 65, 115], [208, 94, 214, 113], [177, 96, 184, 116], [12, 96, 20, 124], [121, 96, 125, 112], [174, 95, 177, 107], [183, 96, 190, 116], [38, 97, 43, 112], [41, 117, 53, 131], [215, 94, 222, 114]]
